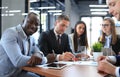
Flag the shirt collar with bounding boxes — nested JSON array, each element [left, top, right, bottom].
[[17, 24, 29, 40], [54, 29, 62, 37], [105, 35, 112, 39]]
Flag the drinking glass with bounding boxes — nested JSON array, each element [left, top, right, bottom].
[[102, 47, 116, 56], [78, 46, 87, 61]]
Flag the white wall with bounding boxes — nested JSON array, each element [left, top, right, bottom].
[[70, 8, 80, 29], [2, 0, 25, 33], [65, 0, 79, 34]]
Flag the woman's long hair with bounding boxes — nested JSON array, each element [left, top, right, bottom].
[[99, 17, 117, 45], [73, 21, 88, 52]]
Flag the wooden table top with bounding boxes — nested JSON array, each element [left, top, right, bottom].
[[23, 64, 107, 77]]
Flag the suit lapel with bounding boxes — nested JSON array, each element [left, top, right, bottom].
[[50, 29, 60, 49], [50, 29, 56, 39], [16, 25, 31, 55], [28, 38, 32, 55], [16, 25, 26, 55], [50, 29, 58, 44]]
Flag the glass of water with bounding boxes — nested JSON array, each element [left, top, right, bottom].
[[102, 47, 116, 56], [78, 46, 87, 61]]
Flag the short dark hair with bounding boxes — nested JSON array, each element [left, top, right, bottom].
[[57, 15, 70, 21], [23, 12, 38, 22], [27, 12, 38, 18], [22, 12, 39, 27]]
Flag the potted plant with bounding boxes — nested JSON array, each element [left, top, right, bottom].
[[92, 42, 103, 61], [92, 42, 103, 52]]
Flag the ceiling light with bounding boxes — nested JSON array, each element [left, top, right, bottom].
[[91, 12, 107, 15], [53, 13, 62, 16], [37, 6, 56, 10], [1, 14, 8, 16], [22, 13, 28, 16], [9, 10, 21, 13], [30, 0, 38, 2], [48, 10, 62, 13], [29, 10, 40, 15], [90, 9, 109, 11], [0, 6, 8, 9], [89, 5, 108, 7], [9, 14, 14, 16]]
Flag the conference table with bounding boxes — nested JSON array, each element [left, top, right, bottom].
[[22, 61, 112, 77]]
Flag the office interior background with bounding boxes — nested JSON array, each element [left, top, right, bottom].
[[0, 0, 120, 47]]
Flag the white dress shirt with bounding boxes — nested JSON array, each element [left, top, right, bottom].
[[107, 56, 119, 77], [104, 35, 112, 48]]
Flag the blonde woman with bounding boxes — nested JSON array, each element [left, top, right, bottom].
[[99, 17, 120, 55]]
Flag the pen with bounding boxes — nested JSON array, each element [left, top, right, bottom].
[[104, 74, 112, 77], [52, 50, 55, 57]]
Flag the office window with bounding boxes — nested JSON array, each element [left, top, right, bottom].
[[32, 13, 47, 44], [81, 17, 103, 46], [41, 13, 47, 31]]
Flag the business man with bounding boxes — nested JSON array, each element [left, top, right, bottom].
[[97, 0, 120, 76], [38, 15, 74, 63], [107, 0, 120, 21], [0, 12, 47, 77]]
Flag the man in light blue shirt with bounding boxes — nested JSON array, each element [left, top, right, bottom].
[[0, 12, 47, 77]]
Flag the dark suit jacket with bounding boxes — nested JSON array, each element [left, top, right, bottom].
[[38, 29, 72, 56], [115, 56, 120, 65], [99, 35, 120, 55]]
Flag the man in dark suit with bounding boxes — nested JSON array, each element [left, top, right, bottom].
[[38, 15, 74, 63]]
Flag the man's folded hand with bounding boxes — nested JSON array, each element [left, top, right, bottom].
[[27, 55, 42, 66]]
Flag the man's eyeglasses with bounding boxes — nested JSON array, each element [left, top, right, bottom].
[[101, 24, 111, 27]]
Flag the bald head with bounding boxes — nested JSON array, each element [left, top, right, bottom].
[[22, 12, 39, 27], [22, 12, 40, 36]]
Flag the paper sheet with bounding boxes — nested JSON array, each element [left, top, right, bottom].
[[37, 61, 98, 68], [54, 61, 98, 66]]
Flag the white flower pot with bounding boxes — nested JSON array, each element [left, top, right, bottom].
[[93, 52, 103, 61]]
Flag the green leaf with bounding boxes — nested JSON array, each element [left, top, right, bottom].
[[92, 42, 103, 52]]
